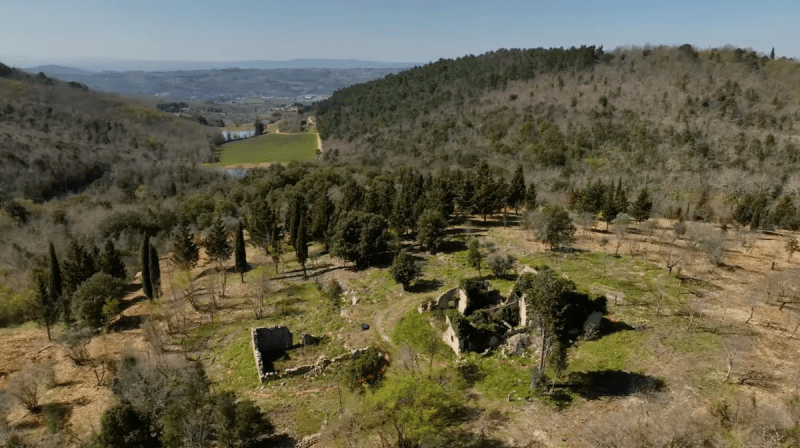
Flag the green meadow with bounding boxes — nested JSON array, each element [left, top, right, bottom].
[[217, 132, 318, 165]]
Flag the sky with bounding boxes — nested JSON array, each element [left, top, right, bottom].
[[1, 0, 798, 68]]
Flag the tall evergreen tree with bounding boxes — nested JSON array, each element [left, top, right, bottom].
[[140, 235, 153, 299], [614, 178, 629, 217], [34, 271, 58, 341], [172, 223, 199, 271], [48, 242, 62, 318], [601, 187, 620, 230], [473, 161, 497, 222], [149, 244, 161, 299], [100, 239, 126, 280], [295, 217, 308, 279], [234, 221, 247, 282], [310, 190, 335, 246], [62, 240, 98, 323], [204, 216, 232, 268], [246, 200, 276, 255], [525, 182, 538, 211], [508, 164, 527, 214], [288, 194, 305, 245], [770, 47, 775, 60], [495, 176, 509, 226], [629, 187, 653, 222]]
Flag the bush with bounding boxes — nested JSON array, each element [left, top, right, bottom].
[[8, 364, 55, 414], [343, 347, 385, 391], [531, 205, 575, 250], [71, 273, 126, 328], [94, 403, 160, 448], [488, 252, 516, 278], [58, 327, 93, 365], [42, 403, 70, 434], [0, 287, 35, 327]]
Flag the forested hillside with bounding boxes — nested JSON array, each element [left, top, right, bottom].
[[313, 45, 800, 225], [0, 64, 216, 202]]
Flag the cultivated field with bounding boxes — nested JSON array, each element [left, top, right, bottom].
[[216, 132, 319, 166]]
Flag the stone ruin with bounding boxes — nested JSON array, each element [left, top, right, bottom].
[[251, 325, 373, 383], [418, 288, 469, 314], [252, 326, 293, 382]]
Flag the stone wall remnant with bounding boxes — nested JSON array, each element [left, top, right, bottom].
[[418, 288, 469, 313]]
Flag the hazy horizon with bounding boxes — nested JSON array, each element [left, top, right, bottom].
[[2, 0, 798, 70]]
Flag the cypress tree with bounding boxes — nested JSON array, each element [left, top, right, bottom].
[[141, 235, 153, 299], [288, 194, 305, 245], [295, 217, 308, 279], [149, 244, 161, 299], [48, 243, 62, 312], [172, 223, 199, 271], [495, 176, 509, 226], [62, 240, 97, 323], [235, 221, 247, 282], [310, 191, 334, 245], [35, 271, 58, 341], [100, 239, 126, 280], [508, 164, 526, 214], [525, 182, 538, 211]]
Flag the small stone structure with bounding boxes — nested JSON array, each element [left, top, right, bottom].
[[418, 288, 469, 314], [254, 326, 293, 352], [252, 326, 293, 383]]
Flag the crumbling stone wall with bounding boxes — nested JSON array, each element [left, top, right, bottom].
[[258, 346, 374, 383], [418, 288, 469, 313], [442, 315, 464, 355]]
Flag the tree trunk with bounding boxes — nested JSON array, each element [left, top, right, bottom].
[[539, 328, 547, 371]]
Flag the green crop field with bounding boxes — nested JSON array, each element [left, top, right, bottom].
[[216, 132, 318, 165]]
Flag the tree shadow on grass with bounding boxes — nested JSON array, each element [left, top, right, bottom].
[[407, 278, 444, 294], [107, 315, 145, 332], [567, 370, 665, 399], [438, 239, 468, 254]]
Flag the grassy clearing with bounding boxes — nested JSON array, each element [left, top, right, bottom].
[[216, 132, 317, 165], [568, 330, 652, 373]]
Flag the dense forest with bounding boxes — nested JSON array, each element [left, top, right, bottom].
[[312, 45, 800, 227]]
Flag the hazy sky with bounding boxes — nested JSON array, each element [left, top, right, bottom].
[[1, 0, 797, 66]]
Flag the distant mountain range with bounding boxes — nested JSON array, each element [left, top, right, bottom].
[[19, 58, 421, 73]]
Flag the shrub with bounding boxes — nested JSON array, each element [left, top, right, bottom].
[[94, 403, 159, 448], [58, 327, 93, 365], [42, 403, 70, 434], [488, 252, 516, 278], [343, 347, 385, 392], [71, 273, 126, 328]]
